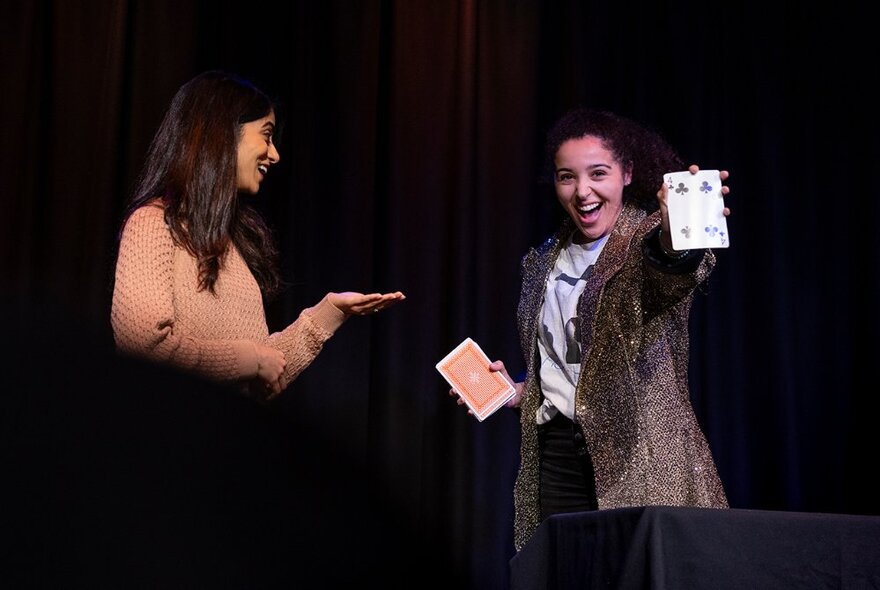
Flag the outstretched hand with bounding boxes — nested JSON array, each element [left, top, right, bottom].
[[328, 291, 406, 316], [656, 164, 731, 240]]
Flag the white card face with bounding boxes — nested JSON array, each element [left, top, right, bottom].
[[664, 169, 729, 250]]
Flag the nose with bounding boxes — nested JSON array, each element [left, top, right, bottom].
[[576, 178, 591, 199], [268, 142, 280, 164]]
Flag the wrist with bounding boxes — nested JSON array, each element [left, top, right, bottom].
[[658, 227, 689, 259]]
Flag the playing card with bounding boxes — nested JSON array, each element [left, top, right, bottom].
[[436, 337, 516, 422], [663, 169, 730, 250]]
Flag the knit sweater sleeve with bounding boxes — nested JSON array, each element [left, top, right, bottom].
[[270, 295, 348, 388], [110, 205, 255, 380]]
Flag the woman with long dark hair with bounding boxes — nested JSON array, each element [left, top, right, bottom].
[[111, 70, 403, 400]]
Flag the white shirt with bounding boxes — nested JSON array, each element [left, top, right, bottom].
[[535, 234, 608, 424]]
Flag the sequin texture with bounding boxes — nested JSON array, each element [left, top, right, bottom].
[[513, 204, 728, 551]]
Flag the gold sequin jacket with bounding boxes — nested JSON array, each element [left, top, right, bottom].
[[513, 203, 729, 551]]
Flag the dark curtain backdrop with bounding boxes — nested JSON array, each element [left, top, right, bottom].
[[2, 1, 877, 588]]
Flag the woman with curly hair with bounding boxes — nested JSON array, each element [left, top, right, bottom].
[[111, 71, 403, 402], [452, 107, 731, 550]]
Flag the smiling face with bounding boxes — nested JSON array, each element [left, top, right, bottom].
[[554, 135, 631, 244], [236, 112, 279, 194]]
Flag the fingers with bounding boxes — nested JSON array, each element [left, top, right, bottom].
[[687, 165, 730, 178], [719, 171, 730, 208], [687, 165, 729, 180], [488, 359, 508, 378], [251, 376, 283, 403], [448, 387, 466, 406], [656, 181, 669, 205], [359, 291, 405, 302], [376, 291, 406, 308], [353, 291, 406, 316], [379, 291, 405, 303], [255, 344, 286, 385], [488, 360, 505, 371], [688, 165, 731, 198], [264, 380, 283, 398]]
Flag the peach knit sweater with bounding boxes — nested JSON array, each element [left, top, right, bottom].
[[111, 204, 346, 390]]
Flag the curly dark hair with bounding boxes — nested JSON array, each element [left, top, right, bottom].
[[543, 108, 684, 212], [121, 70, 284, 298]]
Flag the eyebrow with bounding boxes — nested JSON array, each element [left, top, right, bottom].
[[262, 121, 275, 131], [555, 163, 612, 172]]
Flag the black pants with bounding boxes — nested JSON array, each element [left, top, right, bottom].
[[538, 412, 598, 520]]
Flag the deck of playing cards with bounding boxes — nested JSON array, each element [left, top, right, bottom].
[[436, 337, 516, 422], [664, 169, 730, 250]]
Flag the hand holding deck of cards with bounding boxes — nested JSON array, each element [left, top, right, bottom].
[[436, 338, 516, 422], [663, 168, 731, 250]]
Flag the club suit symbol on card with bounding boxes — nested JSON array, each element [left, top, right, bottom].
[[663, 169, 730, 250]]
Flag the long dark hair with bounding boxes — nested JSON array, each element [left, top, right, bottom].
[[121, 70, 282, 297], [543, 108, 684, 212]]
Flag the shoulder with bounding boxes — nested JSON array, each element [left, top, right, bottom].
[[616, 203, 653, 238], [522, 235, 547, 257], [123, 201, 167, 231], [118, 202, 176, 253], [521, 235, 553, 272], [522, 219, 572, 264]]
